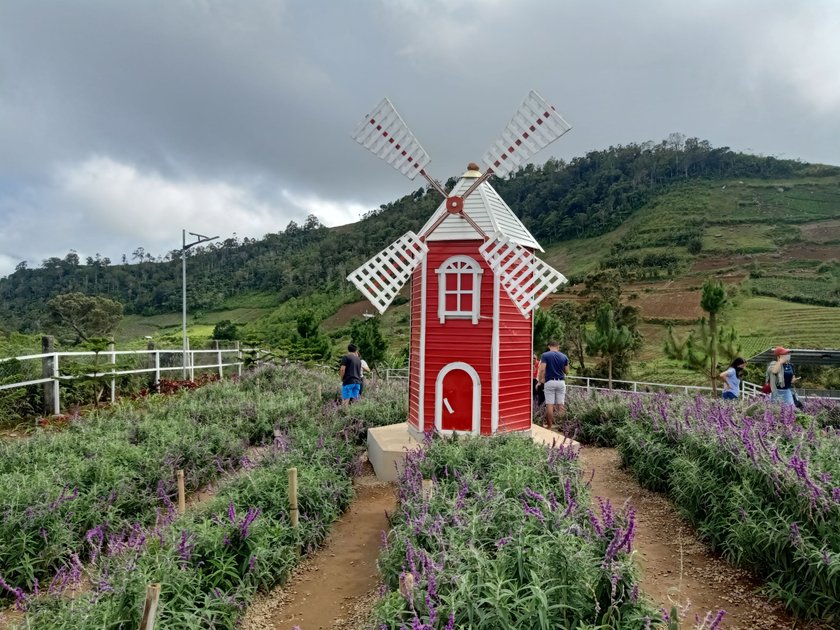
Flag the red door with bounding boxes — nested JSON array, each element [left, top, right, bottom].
[[440, 368, 473, 431]]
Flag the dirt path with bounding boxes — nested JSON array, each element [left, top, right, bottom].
[[242, 468, 395, 630], [580, 446, 830, 630]]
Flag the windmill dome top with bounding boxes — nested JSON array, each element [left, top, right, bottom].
[[462, 163, 482, 178]]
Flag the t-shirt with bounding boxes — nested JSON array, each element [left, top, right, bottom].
[[340, 353, 362, 385], [540, 350, 569, 381], [781, 363, 794, 389], [722, 367, 740, 396]]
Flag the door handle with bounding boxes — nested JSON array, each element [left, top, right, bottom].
[[443, 397, 454, 414]]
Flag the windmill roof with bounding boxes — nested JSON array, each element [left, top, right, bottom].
[[419, 167, 543, 251]]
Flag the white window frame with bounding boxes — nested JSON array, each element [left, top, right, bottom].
[[436, 255, 483, 324]]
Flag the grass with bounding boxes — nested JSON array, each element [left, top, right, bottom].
[[700, 224, 776, 254]]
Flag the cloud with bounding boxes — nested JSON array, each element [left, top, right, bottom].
[[57, 157, 281, 242], [0, 156, 368, 277], [750, 5, 840, 115], [1, 0, 840, 278]]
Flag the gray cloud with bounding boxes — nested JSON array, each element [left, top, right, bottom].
[[1, 0, 839, 276]]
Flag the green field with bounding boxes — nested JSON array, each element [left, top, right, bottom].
[[117, 306, 273, 344], [730, 296, 840, 354]]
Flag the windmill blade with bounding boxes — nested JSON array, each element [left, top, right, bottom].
[[481, 90, 571, 179], [479, 232, 567, 317], [347, 231, 428, 314], [352, 98, 432, 181]]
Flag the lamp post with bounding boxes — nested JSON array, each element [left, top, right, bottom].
[[182, 229, 219, 378]]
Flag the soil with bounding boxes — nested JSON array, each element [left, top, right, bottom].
[[776, 244, 840, 262], [690, 255, 755, 273], [630, 290, 704, 321], [579, 446, 832, 630], [799, 220, 840, 244], [241, 464, 395, 630]]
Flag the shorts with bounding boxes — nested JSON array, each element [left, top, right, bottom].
[[341, 383, 361, 400], [544, 379, 566, 405], [721, 391, 738, 400]]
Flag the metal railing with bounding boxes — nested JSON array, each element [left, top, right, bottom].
[[0, 346, 258, 416], [382, 368, 839, 401]]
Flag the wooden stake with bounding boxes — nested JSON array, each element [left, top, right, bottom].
[[422, 479, 434, 501], [288, 467, 299, 527], [139, 583, 161, 630], [176, 470, 186, 515]]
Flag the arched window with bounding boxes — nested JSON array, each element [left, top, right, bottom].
[[436, 255, 483, 324]]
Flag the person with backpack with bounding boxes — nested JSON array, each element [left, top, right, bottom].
[[339, 343, 363, 406], [766, 346, 799, 405]]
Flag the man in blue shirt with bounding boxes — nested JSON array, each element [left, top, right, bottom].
[[537, 340, 569, 430]]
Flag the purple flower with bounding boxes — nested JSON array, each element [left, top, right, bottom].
[[178, 530, 194, 563], [495, 535, 512, 548], [239, 507, 260, 539], [790, 522, 801, 547]]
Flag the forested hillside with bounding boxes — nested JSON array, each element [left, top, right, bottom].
[[2, 135, 838, 336]]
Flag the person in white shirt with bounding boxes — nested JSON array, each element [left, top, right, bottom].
[[357, 352, 371, 397]]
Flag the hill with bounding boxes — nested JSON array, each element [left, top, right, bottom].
[[1, 136, 839, 381]]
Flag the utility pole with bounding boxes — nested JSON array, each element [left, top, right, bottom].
[[182, 229, 219, 378]]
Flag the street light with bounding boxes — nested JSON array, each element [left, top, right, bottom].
[[182, 229, 218, 378]]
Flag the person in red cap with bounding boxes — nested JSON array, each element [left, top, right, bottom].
[[766, 346, 799, 405]]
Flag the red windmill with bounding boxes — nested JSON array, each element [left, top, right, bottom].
[[348, 91, 571, 437]]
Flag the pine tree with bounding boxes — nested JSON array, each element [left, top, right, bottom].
[[586, 304, 634, 389], [349, 316, 387, 370], [700, 280, 728, 394]]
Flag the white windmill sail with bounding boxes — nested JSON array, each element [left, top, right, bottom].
[[482, 91, 572, 179], [351, 98, 432, 180], [479, 232, 567, 317], [347, 231, 428, 314]]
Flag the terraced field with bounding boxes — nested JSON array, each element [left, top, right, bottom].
[[731, 296, 840, 355]]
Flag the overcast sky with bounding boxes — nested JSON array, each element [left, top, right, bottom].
[[1, 0, 839, 278]]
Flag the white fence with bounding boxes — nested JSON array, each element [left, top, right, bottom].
[[0, 346, 257, 416], [382, 369, 838, 401]]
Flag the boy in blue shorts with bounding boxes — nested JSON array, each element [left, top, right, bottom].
[[339, 343, 363, 406]]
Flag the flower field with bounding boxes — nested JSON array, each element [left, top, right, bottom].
[[0, 364, 406, 628], [374, 435, 663, 629], [562, 389, 840, 622]]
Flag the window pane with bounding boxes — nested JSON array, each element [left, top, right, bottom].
[[446, 293, 458, 311], [445, 274, 457, 291], [461, 292, 472, 312], [461, 274, 473, 290]]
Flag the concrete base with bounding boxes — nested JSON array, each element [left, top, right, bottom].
[[366, 422, 581, 482], [367, 423, 423, 482], [529, 423, 581, 451]]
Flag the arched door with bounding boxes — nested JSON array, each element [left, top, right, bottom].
[[435, 362, 480, 433]]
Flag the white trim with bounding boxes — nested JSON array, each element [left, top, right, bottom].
[[435, 361, 481, 435], [491, 272, 500, 434], [479, 232, 567, 317], [531, 306, 536, 421], [346, 231, 427, 314], [419, 254, 427, 433], [436, 255, 483, 324]]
